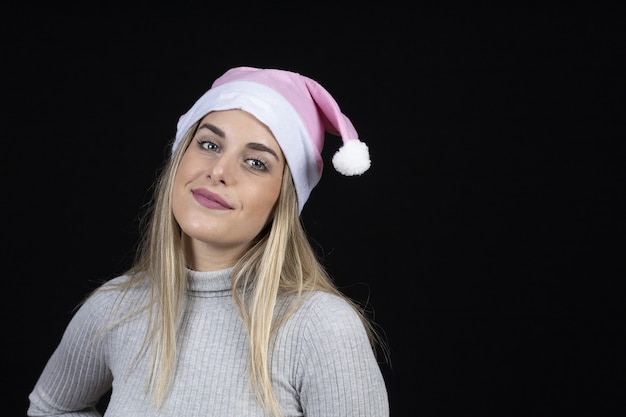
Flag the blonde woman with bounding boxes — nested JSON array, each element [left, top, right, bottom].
[[28, 66, 389, 417]]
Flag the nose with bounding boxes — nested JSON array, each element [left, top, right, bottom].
[[207, 154, 233, 185]]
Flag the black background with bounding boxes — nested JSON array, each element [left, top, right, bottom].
[[3, 2, 625, 416]]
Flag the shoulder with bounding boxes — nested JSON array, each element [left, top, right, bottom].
[[78, 275, 148, 320], [303, 291, 361, 321], [282, 291, 368, 341], [275, 291, 380, 383]]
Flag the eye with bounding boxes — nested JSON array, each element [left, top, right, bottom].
[[246, 157, 269, 172], [197, 139, 220, 152]]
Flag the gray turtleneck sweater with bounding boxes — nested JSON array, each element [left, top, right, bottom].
[[28, 268, 389, 416]]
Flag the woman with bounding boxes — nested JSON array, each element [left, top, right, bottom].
[[28, 66, 389, 417]]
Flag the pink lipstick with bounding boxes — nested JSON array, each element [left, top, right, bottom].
[[191, 189, 233, 210]]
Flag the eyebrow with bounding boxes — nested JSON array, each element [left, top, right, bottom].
[[247, 142, 281, 162], [198, 122, 281, 162], [198, 123, 226, 138]]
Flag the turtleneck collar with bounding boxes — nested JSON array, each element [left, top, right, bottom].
[[186, 267, 234, 297]]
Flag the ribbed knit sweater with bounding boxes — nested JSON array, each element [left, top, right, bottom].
[[28, 268, 389, 416]]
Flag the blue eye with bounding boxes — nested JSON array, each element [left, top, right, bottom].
[[247, 158, 269, 172], [198, 140, 219, 152]]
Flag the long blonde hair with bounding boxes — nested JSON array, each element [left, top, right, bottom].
[[102, 121, 387, 416]]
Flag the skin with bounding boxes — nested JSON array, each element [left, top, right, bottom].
[[172, 109, 285, 271]]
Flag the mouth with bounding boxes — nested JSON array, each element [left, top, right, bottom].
[[191, 189, 233, 210]]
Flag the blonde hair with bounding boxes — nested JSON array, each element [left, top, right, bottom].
[[99, 120, 387, 416]]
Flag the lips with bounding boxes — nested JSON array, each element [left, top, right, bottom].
[[191, 188, 233, 210]]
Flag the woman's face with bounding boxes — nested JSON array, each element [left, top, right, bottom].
[[172, 109, 285, 270]]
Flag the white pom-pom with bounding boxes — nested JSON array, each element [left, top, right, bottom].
[[332, 139, 371, 175]]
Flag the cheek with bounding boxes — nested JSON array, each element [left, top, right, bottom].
[[176, 152, 196, 180], [172, 162, 194, 216], [253, 181, 282, 222], [171, 180, 186, 226], [173, 153, 204, 193], [172, 171, 186, 206]]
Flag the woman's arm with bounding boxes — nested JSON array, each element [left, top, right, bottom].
[[28, 291, 114, 417], [295, 293, 390, 417]]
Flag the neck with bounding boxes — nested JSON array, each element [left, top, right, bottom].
[[182, 234, 249, 272]]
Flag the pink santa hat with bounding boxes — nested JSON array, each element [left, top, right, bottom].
[[172, 66, 370, 213]]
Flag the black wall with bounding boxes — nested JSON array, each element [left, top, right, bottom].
[[4, 2, 624, 416]]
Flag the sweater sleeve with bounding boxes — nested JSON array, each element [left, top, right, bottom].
[[294, 293, 389, 417], [27, 290, 114, 417]]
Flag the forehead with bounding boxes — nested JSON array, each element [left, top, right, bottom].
[[199, 110, 274, 137]]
